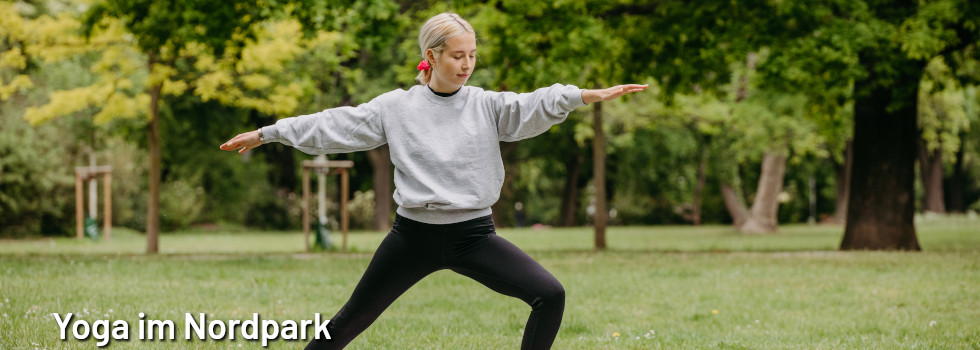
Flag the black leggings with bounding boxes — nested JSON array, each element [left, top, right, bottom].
[[305, 215, 565, 350]]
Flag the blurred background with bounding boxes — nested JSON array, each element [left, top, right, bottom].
[[1, 0, 978, 241]]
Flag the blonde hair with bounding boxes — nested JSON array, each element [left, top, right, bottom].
[[416, 13, 475, 85]]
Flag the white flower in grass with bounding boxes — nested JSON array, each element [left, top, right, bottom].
[[644, 329, 656, 339], [929, 320, 937, 327]]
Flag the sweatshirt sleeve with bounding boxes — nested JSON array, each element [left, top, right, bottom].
[[259, 97, 387, 155], [489, 83, 586, 142]]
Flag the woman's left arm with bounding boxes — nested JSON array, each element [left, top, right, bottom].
[[581, 84, 649, 104]]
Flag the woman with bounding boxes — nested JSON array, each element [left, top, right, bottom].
[[221, 12, 646, 350]]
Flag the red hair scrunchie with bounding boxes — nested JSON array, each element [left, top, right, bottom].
[[417, 60, 431, 71]]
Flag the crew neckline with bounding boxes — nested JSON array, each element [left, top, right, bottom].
[[428, 84, 461, 97], [420, 84, 468, 105]]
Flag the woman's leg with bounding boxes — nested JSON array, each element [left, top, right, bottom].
[[450, 234, 565, 350], [305, 224, 438, 350]]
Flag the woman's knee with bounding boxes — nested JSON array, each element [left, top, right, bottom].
[[548, 282, 565, 304], [533, 280, 565, 309]]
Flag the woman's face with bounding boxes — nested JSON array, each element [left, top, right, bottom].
[[427, 32, 476, 93]]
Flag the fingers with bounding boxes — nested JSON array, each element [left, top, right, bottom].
[[603, 84, 648, 101], [219, 134, 243, 151], [620, 84, 649, 93]]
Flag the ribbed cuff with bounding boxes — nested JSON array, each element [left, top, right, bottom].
[[258, 125, 280, 144], [565, 86, 587, 109]]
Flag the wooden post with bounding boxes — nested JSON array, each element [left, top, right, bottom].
[[75, 174, 84, 239], [300, 160, 354, 252], [340, 168, 349, 251], [104, 173, 112, 240], [302, 168, 311, 252]]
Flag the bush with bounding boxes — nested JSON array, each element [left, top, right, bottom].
[[159, 178, 206, 232], [245, 188, 303, 230], [347, 190, 376, 230], [0, 96, 76, 237]]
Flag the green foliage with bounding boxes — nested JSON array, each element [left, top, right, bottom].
[[4, 0, 980, 235], [919, 57, 971, 157], [243, 189, 303, 231], [469, 0, 620, 89], [347, 189, 378, 230], [157, 177, 205, 231], [0, 99, 76, 237], [81, 0, 269, 57], [0, 40, 121, 237]]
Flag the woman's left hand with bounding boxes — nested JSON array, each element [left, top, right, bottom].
[[582, 84, 649, 104]]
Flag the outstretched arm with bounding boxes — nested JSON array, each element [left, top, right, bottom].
[[220, 130, 262, 154], [220, 97, 387, 155], [581, 84, 648, 104]]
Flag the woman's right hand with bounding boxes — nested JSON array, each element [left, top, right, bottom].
[[220, 130, 263, 154]]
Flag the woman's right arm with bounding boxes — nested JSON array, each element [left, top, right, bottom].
[[220, 94, 390, 155]]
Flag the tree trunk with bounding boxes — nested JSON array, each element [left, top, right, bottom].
[[592, 101, 607, 250], [719, 52, 757, 229], [918, 138, 946, 213], [825, 140, 853, 224], [721, 182, 748, 227], [558, 153, 583, 227], [840, 57, 921, 251], [740, 152, 787, 234], [146, 78, 162, 254], [945, 133, 966, 212], [692, 148, 708, 225], [491, 141, 520, 227], [367, 144, 392, 231]]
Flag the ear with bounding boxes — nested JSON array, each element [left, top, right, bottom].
[[425, 48, 436, 65]]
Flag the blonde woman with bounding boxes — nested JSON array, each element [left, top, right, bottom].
[[221, 12, 646, 350]]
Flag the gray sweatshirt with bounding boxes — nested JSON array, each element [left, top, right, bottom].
[[260, 83, 586, 224]]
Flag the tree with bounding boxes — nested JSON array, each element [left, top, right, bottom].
[[286, 0, 409, 231], [607, 0, 979, 250], [831, 1, 977, 250], [918, 57, 971, 213], [469, 0, 624, 248], [19, 0, 308, 251]]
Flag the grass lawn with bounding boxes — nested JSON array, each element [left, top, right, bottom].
[[0, 216, 977, 349]]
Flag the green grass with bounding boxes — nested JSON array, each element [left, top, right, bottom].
[[1, 216, 978, 349]]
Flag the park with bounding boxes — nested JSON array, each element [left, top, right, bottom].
[[2, 0, 979, 349]]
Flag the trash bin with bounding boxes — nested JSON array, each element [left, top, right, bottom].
[[84, 217, 99, 240], [314, 220, 332, 250]]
